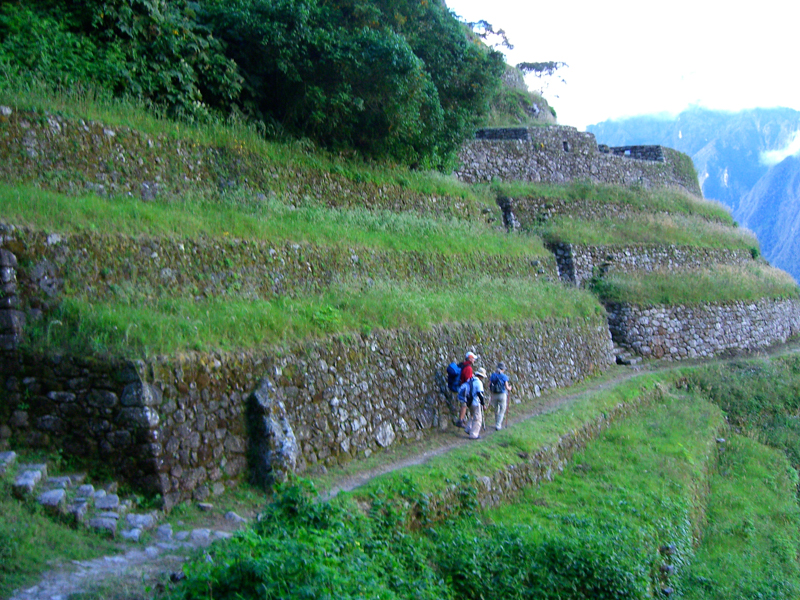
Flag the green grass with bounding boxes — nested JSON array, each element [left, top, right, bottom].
[[537, 212, 755, 249], [0, 80, 483, 203], [162, 378, 710, 600], [493, 181, 734, 224], [681, 356, 800, 468], [24, 278, 605, 356], [0, 476, 120, 598], [592, 264, 800, 305], [0, 183, 547, 259], [480, 88, 556, 128], [438, 394, 724, 598], [345, 373, 666, 500], [485, 394, 724, 540], [679, 435, 800, 600]]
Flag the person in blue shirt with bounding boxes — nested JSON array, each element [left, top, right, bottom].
[[489, 362, 512, 430]]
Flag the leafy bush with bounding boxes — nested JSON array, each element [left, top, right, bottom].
[[202, 0, 504, 167], [3, 0, 504, 167], [434, 525, 646, 599], [167, 480, 452, 600], [0, 4, 125, 89], [0, 0, 242, 120]]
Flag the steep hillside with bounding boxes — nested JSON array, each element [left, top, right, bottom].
[[2, 90, 800, 599], [588, 107, 800, 280], [588, 107, 800, 211], [737, 155, 800, 278]]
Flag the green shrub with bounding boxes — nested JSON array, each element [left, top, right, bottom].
[[0, 0, 241, 121], [166, 480, 452, 600], [201, 0, 505, 167], [0, 4, 124, 89], [434, 525, 645, 599]]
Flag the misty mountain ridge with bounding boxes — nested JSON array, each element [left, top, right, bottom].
[[588, 107, 800, 281]]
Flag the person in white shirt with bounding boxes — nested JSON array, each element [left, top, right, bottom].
[[461, 367, 487, 439]]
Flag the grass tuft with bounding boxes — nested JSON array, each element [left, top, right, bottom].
[[24, 278, 605, 357], [592, 264, 800, 305]]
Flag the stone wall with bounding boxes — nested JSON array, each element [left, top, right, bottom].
[[498, 195, 730, 229], [600, 145, 665, 162], [0, 107, 488, 220], [0, 224, 557, 306], [476, 128, 531, 141], [606, 298, 800, 360], [457, 126, 702, 197], [0, 318, 615, 509], [548, 242, 755, 287]]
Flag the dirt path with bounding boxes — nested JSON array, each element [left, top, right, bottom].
[[319, 365, 650, 500], [9, 342, 800, 600]]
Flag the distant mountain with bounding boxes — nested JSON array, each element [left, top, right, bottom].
[[588, 107, 800, 280], [737, 156, 800, 279]]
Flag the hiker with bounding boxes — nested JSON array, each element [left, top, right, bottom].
[[463, 367, 487, 439], [456, 351, 477, 427], [489, 362, 513, 430]]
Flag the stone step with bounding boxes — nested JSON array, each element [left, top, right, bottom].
[[12, 463, 48, 499], [0, 450, 16, 475], [5, 453, 249, 544], [613, 347, 642, 366]]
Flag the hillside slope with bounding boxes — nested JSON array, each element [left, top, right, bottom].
[[588, 107, 800, 280], [737, 155, 800, 276]]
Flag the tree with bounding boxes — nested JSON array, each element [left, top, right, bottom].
[[203, 0, 505, 168], [516, 61, 568, 95]]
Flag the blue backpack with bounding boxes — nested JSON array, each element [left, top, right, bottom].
[[490, 372, 506, 394], [446, 362, 461, 392]]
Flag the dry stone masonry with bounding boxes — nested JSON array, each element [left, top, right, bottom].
[[458, 126, 701, 196], [0, 224, 557, 305], [549, 242, 755, 286], [1, 108, 797, 508], [0, 107, 488, 221], [497, 195, 731, 228], [606, 298, 800, 360], [0, 319, 614, 508]]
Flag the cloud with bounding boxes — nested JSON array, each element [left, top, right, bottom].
[[761, 131, 800, 166]]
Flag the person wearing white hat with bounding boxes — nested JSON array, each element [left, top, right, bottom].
[[456, 351, 477, 427], [463, 367, 487, 439]]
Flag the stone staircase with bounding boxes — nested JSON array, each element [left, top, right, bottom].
[[1, 450, 245, 544], [613, 345, 642, 367]]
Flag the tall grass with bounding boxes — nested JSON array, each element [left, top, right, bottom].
[[24, 278, 605, 357], [0, 79, 482, 201], [494, 181, 733, 224], [538, 213, 756, 249], [0, 183, 547, 258], [592, 264, 800, 305], [455, 392, 725, 598], [678, 435, 800, 600], [682, 356, 800, 468], [0, 476, 119, 598]]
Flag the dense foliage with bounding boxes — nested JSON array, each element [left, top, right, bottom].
[[167, 478, 650, 600], [0, 0, 505, 167]]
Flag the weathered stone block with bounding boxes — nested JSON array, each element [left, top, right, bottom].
[[247, 378, 299, 488]]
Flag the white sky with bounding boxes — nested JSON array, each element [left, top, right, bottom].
[[446, 0, 800, 131]]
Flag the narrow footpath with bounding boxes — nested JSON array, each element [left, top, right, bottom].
[[8, 342, 798, 600]]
